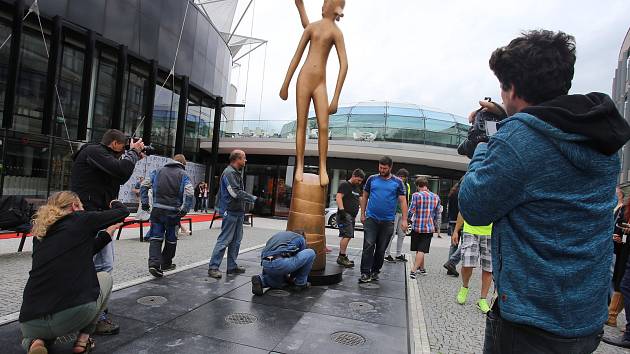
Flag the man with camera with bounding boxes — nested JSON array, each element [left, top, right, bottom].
[[70, 129, 144, 335], [208, 150, 264, 279], [458, 30, 630, 353], [141, 154, 194, 278]]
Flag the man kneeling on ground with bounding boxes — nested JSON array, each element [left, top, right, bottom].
[[251, 230, 316, 295]]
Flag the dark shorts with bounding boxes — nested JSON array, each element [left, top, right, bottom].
[[410, 231, 432, 253], [338, 212, 356, 238]]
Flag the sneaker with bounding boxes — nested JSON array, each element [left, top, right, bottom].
[[418, 268, 427, 275], [162, 263, 176, 272], [226, 266, 246, 274], [446, 269, 459, 277], [477, 298, 491, 314], [457, 286, 469, 305], [358, 273, 372, 283], [395, 255, 408, 262], [207, 269, 223, 279], [409, 271, 417, 279], [443, 262, 459, 277], [337, 255, 354, 268], [288, 282, 311, 292], [149, 266, 163, 278], [385, 255, 396, 263], [371, 272, 380, 281], [94, 318, 120, 335], [251, 275, 264, 296]]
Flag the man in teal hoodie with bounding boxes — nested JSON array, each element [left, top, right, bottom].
[[459, 30, 630, 353]]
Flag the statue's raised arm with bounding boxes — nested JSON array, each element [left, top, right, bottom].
[[295, 0, 310, 28]]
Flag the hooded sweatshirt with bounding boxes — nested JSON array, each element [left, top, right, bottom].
[[459, 93, 630, 337]]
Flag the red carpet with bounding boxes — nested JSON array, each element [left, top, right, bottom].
[[0, 213, 218, 240]]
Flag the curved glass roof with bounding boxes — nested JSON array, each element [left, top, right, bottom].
[[280, 101, 470, 149]]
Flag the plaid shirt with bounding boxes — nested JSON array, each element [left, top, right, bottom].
[[408, 190, 441, 233]]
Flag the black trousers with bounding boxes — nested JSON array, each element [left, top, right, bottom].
[[360, 218, 394, 275]]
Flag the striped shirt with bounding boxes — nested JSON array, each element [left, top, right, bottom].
[[408, 190, 441, 233]]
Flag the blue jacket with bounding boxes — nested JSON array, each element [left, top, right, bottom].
[[140, 161, 194, 217], [459, 93, 630, 337], [260, 231, 305, 259], [218, 164, 257, 215]]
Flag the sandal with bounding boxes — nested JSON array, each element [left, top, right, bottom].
[[73, 337, 95, 354], [27, 339, 47, 354]]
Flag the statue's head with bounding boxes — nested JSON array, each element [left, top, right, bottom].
[[322, 0, 345, 21]]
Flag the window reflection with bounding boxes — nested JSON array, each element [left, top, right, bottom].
[[0, 19, 11, 120], [89, 49, 117, 142], [122, 64, 148, 138], [56, 41, 84, 139]]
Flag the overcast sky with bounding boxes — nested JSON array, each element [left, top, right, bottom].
[[228, 0, 630, 122]]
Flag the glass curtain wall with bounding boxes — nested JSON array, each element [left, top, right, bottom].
[[13, 28, 49, 135], [89, 48, 117, 142], [1, 131, 49, 197], [0, 18, 11, 120], [55, 36, 84, 140], [184, 94, 201, 162], [122, 62, 149, 138], [152, 77, 180, 157]]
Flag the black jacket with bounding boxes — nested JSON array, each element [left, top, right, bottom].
[[70, 143, 139, 211], [19, 202, 129, 322]]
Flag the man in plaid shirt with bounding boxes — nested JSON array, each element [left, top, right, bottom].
[[408, 176, 441, 278]]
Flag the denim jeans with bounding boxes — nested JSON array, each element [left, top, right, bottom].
[[147, 214, 180, 268], [620, 253, 630, 338], [209, 212, 244, 271], [447, 223, 462, 265], [93, 242, 114, 273], [360, 218, 395, 275], [483, 303, 603, 353], [261, 248, 316, 288], [386, 213, 406, 257]]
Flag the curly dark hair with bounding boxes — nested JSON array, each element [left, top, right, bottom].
[[489, 30, 576, 105]]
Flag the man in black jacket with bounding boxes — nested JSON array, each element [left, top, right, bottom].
[[70, 129, 144, 335]]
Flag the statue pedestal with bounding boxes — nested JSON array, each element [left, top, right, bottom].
[[286, 173, 342, 285]]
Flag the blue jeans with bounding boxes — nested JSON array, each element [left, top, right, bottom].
[[483, 303, 602, 353], [447, 223, 462, 265], [261, 249, 316, 287], [360, 218, 395, 275], [147, 214, 180, 268], [209, 212, 244, 271], [93, 242, 114, 273]]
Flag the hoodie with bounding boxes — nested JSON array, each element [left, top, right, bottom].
[[459, 93, 630, 337]]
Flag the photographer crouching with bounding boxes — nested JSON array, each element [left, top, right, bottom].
[[70, 129, 145, 335], [458, 30, 630, 353]]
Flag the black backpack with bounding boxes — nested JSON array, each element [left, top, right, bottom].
[[0, 195, 33, 231]]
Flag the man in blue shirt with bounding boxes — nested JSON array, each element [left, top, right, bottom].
[[251, 230, 316, 295], [459, 30, 630, 353], [358, 156, 408, 283]]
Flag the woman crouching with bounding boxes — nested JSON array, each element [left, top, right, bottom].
[[19, 191, 128, 354]]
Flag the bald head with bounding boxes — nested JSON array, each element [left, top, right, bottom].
[[229, 150, 247, 169]]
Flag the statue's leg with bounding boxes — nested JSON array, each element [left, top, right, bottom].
[[312, 84, 329, 187], [295, 85, 312, 182]]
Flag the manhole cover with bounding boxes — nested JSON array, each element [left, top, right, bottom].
[[330, 331, 366, 346], [137, 295, 168, 306], [349, 301, 375, 313], [266, 289, 291, 297], [196, 277, 218, 284], [54, 334, 76, 344], [225, 312, 258, 325], [359, 283, 380, 289]]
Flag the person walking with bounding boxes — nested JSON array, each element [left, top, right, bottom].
[[208, 150, 262, 279], [358, 156, 408, 283], [194, 182, 202, 212], [141, 154, 194, 277], [407, 176, 440, 278], [335, 169, 365, 268], [608, 188, 628, 327], [385, 168, 412, 263], [201, 183, 209, 213], [251, 230, 316, 295], [443, 182, 461, 277]]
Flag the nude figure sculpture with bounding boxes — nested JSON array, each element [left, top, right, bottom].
[[280, 0, 348, 187]]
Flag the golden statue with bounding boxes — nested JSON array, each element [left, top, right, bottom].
[[280, 0, 348, 187]]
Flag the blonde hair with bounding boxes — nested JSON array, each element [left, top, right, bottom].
[[31, 191, 81, 239]]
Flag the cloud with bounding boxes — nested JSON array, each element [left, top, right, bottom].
[[229, 0, 630, 123]]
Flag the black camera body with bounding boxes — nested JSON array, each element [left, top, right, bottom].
[[457, 98, 507, 159], [126, 137, 156, 156]]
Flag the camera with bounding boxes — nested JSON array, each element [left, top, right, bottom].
[[457, 97, 507, 159], [126, 137, 156, 156]]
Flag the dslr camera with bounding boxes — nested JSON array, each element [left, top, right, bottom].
[[457, 97, 507, 159], [126, 137, 156, 156]]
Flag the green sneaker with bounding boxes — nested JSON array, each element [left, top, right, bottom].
[[477, 299, 491, 314], [456, 287, 469, 305]]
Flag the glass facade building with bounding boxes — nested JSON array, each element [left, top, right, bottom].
[[0, 0, 234, 201], [614, 28, 630, 182]]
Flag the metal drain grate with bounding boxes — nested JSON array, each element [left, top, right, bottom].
[[349, 301, 375, 313], [54, 334, 77, 344], [330, 331, 366, 346], [359, 283, 380, 289], [137, 295, 168, 306], [225, 312, 258, 325], [266, 289, 291, 297]]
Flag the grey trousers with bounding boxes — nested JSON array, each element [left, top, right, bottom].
[[386, 213, 406, 257], [20, 272, 113, 351]]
